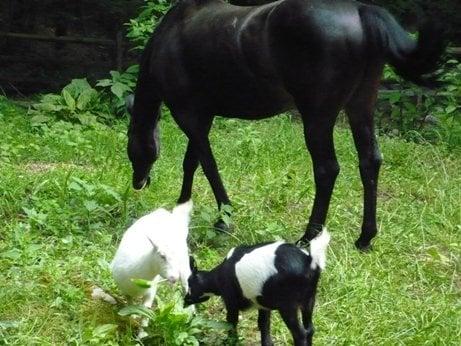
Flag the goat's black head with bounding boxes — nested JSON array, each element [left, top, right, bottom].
[[184, 256, 212, 306]]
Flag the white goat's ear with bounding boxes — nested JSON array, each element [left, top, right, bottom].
[[145, 236, 158, 252], [173, 200, 193, 220]]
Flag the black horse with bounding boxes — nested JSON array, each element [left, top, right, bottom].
[[127, 0, 444, 250]]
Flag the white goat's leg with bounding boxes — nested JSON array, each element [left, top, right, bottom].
[[138, 276, 161, 338]]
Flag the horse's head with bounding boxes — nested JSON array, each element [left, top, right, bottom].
[[126, 95, 161, 190]]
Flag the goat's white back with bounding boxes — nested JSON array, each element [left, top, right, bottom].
[[235, 242, 283, 302]]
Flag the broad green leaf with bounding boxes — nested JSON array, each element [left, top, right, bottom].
[[92, 324, 118, 337], [111, 82, 131, 99], [131, 278, 151, 288], [77, 89, 98, 110], [119, 305, 155, 320], [125, 64, 139, 74], [446, 105, 457, 114], [96, 79, 112, 87], [63, 78, 92, 98], [62, 89, 76, 111], [83, 200, 99, 212], [109, 71, 121, 81]]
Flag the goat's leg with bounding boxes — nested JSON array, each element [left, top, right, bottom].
[[279, 307, 307, 346], [258, 309, 273, 346], [345, 71, 383, 250], [297, 108, 339, 244], [172, 110, 232, 232], [225, 305, 239, 344], [301, 296, 316, 346], [137, 276, 161, 339]]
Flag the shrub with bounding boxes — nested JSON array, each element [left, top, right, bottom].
[[28, 79, 111, 127], [125, 0, 171, 50], [376, 60, 461, 150], [97, 65, 139, 114]]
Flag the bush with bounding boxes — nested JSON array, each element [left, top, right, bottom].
[[96, 65, 139, 114], [125, 0, 172, 50], [376, 60, 461, 150], [94, 1, 171, 114], [28, 79, 112, 127]]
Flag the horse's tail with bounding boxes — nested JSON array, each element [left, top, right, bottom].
[[359, 5, 445, 87]]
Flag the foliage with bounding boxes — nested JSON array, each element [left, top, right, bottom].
[[377, 60, 461, 150], [28, 79, 112, 127], [97, 65, 139, 113], [125, 0, 171, 50], [119, 292, 231, 345]]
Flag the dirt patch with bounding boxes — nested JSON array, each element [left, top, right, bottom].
[[21, 162, 91, 173]]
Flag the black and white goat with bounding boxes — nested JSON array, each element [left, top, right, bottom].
[[184, 229, 330, 346]]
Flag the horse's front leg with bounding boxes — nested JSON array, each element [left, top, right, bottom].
[[177, 142, 201, 204], [297, 110, 339, 244], [173, 111, 232, 231]]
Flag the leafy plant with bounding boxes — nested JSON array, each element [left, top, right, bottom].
[[97, 65, 139, 113], [118, 292, 231, 345], [28, 79, 111, 126], [125, 0, 171, 50], [377, 60, 460, 150]]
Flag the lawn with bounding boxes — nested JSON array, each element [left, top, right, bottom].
[[0, 97, 460, 345]]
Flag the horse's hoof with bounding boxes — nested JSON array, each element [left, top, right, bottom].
[[355, 238, 373, 252], [213, 219, 233, 234]]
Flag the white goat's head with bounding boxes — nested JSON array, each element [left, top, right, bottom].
[[145, 200, 193, 284]]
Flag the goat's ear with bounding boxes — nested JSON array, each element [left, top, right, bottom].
[[145, 236, 158, 253], [189, 256, 197, 272]]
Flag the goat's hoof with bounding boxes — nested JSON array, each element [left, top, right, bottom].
[[137, 329, 149, 339], [355, 238, 373, 252], [213, 219, 233, 234]]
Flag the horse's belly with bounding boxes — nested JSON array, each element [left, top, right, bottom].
[[200, 80, 294, 118]]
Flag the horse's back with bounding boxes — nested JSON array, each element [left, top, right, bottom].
[[145, 0, 369, 115]]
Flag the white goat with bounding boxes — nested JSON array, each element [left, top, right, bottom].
[[111, 200, 193, 335]]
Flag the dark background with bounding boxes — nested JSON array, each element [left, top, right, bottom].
[[0, 0, 459, 95]]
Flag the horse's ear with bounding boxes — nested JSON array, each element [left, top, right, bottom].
[[125, 94, 134, 116], [189, 256, 197, 272]]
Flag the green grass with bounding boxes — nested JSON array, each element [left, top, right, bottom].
[[1, 97, 460, 345]]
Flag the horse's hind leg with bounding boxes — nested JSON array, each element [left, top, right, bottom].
[[345, 71, 383, 251], [297, 104, 340, 243]]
